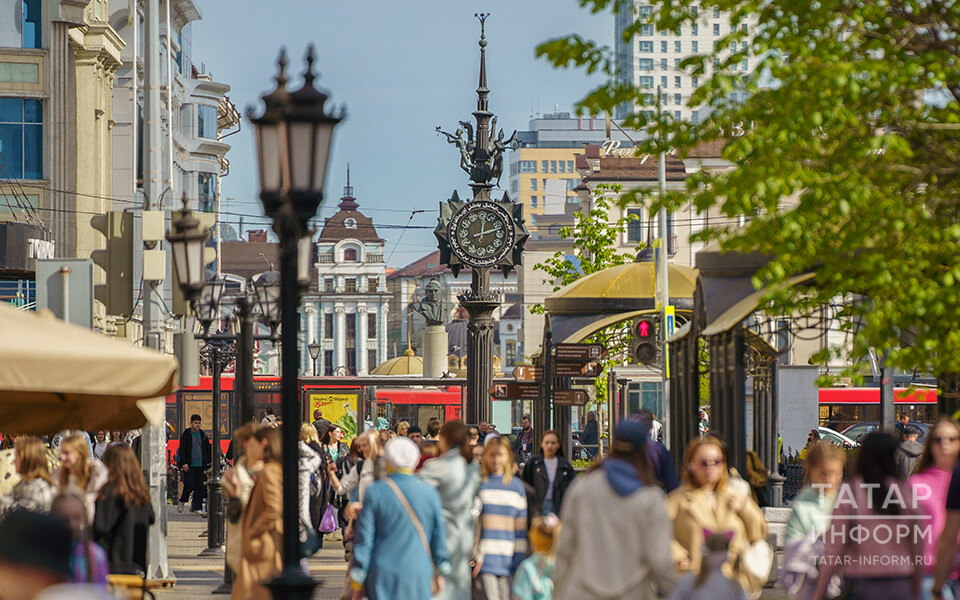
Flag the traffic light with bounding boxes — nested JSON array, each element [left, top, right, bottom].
[[632, 316, 658, 364], [90, 210, 134, 317]]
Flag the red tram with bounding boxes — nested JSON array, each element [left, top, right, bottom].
[[165, 376, 463, 461]]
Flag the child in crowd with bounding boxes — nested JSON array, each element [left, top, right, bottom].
[[669, 531, 747, 600], [50, 492, 109, 584], [511, 515, 561, 600]]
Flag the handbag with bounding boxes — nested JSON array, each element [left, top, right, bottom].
[[319, 503, 339, 533], [299, 517, 322, 559], [743, 538, 774, 581], [384, 477, 441, 595]]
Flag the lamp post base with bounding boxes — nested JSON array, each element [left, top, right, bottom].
[[265, 567, 318, 600]]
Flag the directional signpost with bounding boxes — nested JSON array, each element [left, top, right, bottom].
[[553, 389, 590, 406], [556, 361, 603, 378], [491, 382, 540, 400], [555, 343, 606, 362], [513, 365, 543, 382]]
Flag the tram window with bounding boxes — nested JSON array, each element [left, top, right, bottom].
[[418, 405, 444, 431]]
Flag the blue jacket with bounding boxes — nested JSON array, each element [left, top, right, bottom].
[[351, 473, 451, 600]]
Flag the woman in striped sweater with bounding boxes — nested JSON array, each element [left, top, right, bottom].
[[472, 436, 529, 600]]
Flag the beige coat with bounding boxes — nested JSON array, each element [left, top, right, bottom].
[[232, 462, 283, 600], [665, 483, 767, 598]]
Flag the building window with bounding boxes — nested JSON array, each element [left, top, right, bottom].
[[530, 178, 537, 191], [541, 160, 548, 173], [776, 319, 791, 365], [675, 110, 682, 120], [691, 110, 700, 123], [731, 41, 737, 52], [637, 5, 653, 17], [368, 313, 377, 337], [567, 160, 574, 172], [197, 104, 217, 139], [713, 23, 720, 35], [345, 278, 357, 292], [505, 341, 516, 366], [346, 351, 356, 375], [198, 173, 216, 212], [368, 350, 377, 371], [675, 58, 681, 68], [660, 41, 667, 53], [566, 179, 579, 191], [22, 0, 41, 48], [675, 76, 682, 88], [511, 179, 518, 193], [550, 161, 557, 173], [542, 178, 547, 190], [639, 24, 654, 36], [660, 76, 667, 88], [343, 248, 358, 262], [324, 277, 333, 292], [638, 58, 654, 71], [519, 160, 536, 173], [674, 93, 682, 105], [639, 41, 654, 52], [743, 43, 750, 54], [692, 5, 699, 16], [660, 58, 668, 70], [531, 196, 537, 208], [692, 23, 698, 35], [344, 218, 357, 229], [558, 160, 566, 173], [324, 313, 333, 338], [742, 59, 749, 70], [346, 313, 357, 341], [368, 278, 378, 293], [626, 208, 644, 243], [0, 98, 42, 179], [692, 76, 699, 87], [674, 41, 682, 53], [713, 6, 720, 18], [692, 41, 698, 53], [324, 350, 333, 376]]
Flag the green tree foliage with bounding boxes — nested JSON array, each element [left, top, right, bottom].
[[537, 0, 960, 375], [532, 189, 640, 407]]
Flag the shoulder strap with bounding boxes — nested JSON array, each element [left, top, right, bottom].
[[384, 477, 432, 562]]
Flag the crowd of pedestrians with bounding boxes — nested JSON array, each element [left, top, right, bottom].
[[0, 428, 156, 599], [15, 409, 960, 600]]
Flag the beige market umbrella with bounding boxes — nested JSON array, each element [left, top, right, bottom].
[[0, 303, 178, 434]]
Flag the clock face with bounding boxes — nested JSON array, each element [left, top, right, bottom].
[[448, 201, 514, 267]]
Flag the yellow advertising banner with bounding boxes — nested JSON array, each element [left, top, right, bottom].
[[308, 390, 360, 441]]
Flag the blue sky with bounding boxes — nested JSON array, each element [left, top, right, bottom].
[[190, 1, 610, 267]]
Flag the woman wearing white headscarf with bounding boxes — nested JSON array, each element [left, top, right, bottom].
[[350, 437, 452, 600]]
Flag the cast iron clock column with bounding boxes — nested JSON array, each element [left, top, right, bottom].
[[435, 14, 528, 425]]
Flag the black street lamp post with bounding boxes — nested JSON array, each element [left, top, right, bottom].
[[249, 46, 344, 600], [308, 342, 321, 376]]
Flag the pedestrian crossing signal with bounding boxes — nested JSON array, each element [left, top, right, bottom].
[[632, 316, 658, 365]]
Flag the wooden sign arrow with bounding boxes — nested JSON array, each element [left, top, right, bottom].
[[554, 343, 607, 362], [513, 365, 544, 382], [553, 389, 590, 406], [490, 382, 540, 400], [555, 361, 603, 378]]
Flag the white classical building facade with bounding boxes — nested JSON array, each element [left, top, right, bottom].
[[302, 178, 390, 376]]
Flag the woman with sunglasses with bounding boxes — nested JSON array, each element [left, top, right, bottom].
[[666, 436, 767, 598], [910, 418, 960, 599]]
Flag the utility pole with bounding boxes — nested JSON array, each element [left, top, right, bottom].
[[657, 87, 671, 447], [142, 0, 171, 582]]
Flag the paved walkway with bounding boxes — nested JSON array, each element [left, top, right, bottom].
[[153, 504, 791, 599], [154, 505, 348, 600]]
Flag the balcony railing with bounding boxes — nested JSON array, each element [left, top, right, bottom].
[[366, 254, 384, 263]]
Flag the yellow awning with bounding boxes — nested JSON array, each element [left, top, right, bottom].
[[0, 304, 178, 434], [545, 262, 699, 314]]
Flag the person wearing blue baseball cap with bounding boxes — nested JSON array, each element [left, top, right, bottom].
[[553, 419, 675, 599]]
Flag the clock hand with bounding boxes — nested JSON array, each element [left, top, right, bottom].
[[473, 226, 493, 239]]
